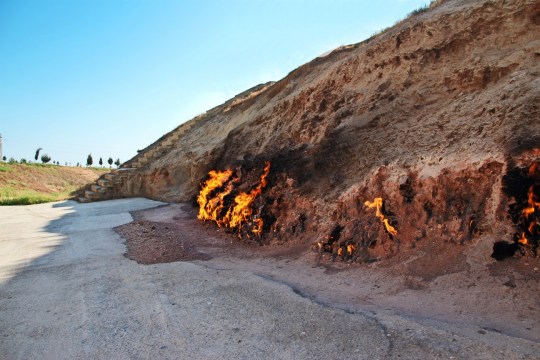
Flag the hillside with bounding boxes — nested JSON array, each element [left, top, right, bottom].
[[107, 0, 539, 257], [0, 163, 108, 205], [84, 0, 540, 344]]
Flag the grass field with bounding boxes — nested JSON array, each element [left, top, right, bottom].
[[0, 163, 109, 205]]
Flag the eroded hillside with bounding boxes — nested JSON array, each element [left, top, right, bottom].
[[117, 0, 540, 261]]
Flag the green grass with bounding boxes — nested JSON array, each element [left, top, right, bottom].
[[0, 162, 108, 206], [0, 185, 75, 205], [0, 164, 13, 173], [408, 5, 429, 17], [0, 193, 57, 205]]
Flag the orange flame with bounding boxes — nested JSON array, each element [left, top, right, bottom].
[[515, 161, 539, 247], [529, 221, 537, 235], [523, 186, 539, 219], [252, 218, 264, 235], [529, 162, 538, 177], [224, 161, 270, 230], [364, 197, 398, 236], [519, 184, 539, 246], [197, 162, 270, 236], [346, 244, 355, 256], [197, 170, 233, 221], [518, 232, 528, 245]]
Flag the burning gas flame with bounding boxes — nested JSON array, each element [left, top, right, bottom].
[[518, 232, 528, 245], [197, 162, 270, 237], [197, 169, 233, 222], [514, 161, 540, 248], [523, 186, 540, 219], [529, 162, 537, 177], [364, 197, 398, 236], [518, 184, 539, 246], [223, 161, 270, 229]]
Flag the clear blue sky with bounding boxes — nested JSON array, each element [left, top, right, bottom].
[[0, 0, 428, 166]]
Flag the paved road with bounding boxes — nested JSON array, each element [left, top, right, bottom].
[[0, 199, 537, 359]]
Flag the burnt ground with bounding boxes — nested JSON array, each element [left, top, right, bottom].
[[116, 203, 540, 344]]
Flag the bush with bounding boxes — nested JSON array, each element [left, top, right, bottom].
[[41, 154, 51, 163], [20, 158, 27, 164], [8, 157, 17, 164], [408, 4, 429, 17]]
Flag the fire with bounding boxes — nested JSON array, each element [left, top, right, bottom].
[[512, 161, 540, 249], [223, 161, 270, 229], [529, 162, 537, 177], [197, 169, 233, 222], [523, 186, 540, 219], [518, 232, 528, 245], [518, 185, 539, 246], [364, 197, 398, 236], [197, 162, 270, 237]]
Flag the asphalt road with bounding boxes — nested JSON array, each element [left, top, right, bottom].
[[0, 199, 538, 359]]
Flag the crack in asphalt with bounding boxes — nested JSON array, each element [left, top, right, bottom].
[[252, 272, 395, 358]]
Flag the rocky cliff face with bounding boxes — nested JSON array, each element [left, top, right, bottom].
[[119, 0, 540, 261]]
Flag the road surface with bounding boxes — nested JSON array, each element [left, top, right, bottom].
[[0, 199, 537, 359]]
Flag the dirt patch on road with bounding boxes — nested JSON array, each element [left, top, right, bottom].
[[117, 219, 211, 264], [117, 203, 308, 264]]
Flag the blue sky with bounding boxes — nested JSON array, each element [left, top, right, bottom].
[[0, 0, 429, 166]]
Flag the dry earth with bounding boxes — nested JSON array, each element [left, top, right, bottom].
[[117, 203, 540, 345], [115, 0, 540, 263], [111, 0, 540, 352]]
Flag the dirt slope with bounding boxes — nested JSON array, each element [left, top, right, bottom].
[[0, 163, 107, 204], [119, 0, 540, 260]]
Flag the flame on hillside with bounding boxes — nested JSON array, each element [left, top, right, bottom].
[[197, 162, 270, 237], [316, 198, 398, 260], [197, 169, 234, 224], [364, 197, 398, 236], [515, 162, 540, 248]]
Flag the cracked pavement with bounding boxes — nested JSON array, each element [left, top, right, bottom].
[[0, 199, 538, 359]]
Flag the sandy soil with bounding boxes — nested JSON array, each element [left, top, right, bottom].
[[113, 0, 540, 272], [116, 203, 540, 344]]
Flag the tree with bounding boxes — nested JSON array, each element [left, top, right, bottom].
[[114, 158, 121, 167], [2, 156, 5, 161], [107, 157, 113, 167], [99, 157, 103, 166], [41, 154, 51, 163], [76, 162, 80, 167], [34, 148, 42, 161], [86, 154, 93, 167]]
